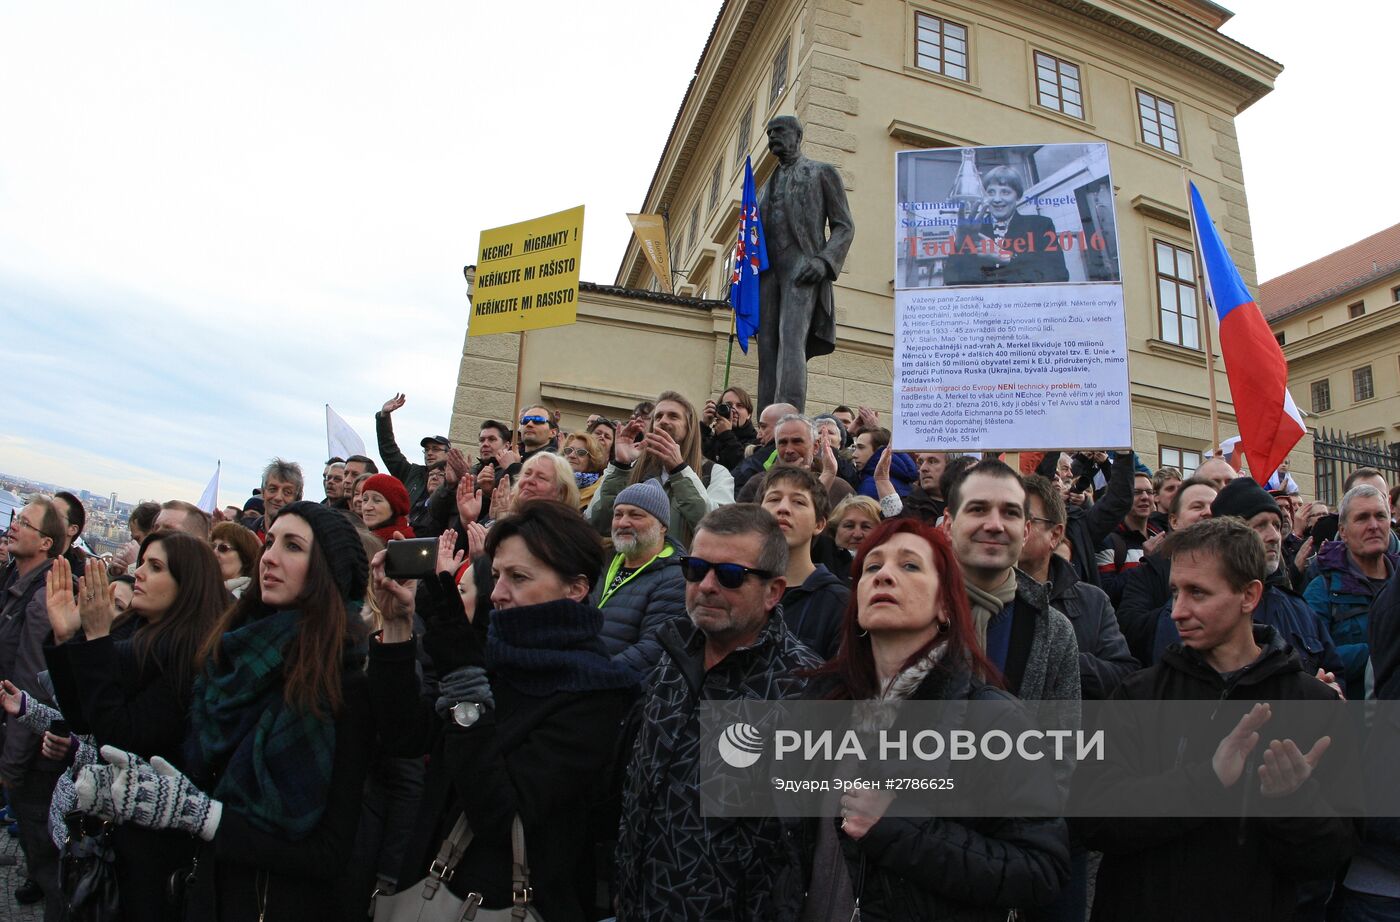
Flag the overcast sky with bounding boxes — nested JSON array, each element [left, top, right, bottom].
[[1, 1, 1390, 506]]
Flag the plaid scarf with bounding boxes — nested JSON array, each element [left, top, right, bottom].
[[188, 609, 336, 839]]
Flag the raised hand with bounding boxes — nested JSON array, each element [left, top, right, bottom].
[[45, 557, 81, 643], [872, 444, 895, 498], [1213, 702, 1269, 788], [493, 446, 521, 470], [455, 473, 482, 524], [492, 475, 516, 519], [1314, 668, 1344, 700], [444, 448, 471, 486], [464, 522, 488, 561], [614, 420, 645, 464], [475, 463, 496, 495], [702, 399, 718, 425], [381, 393, 407, 415], [818, 439, 839, 489], [0, 680, 26, 718], [1293, 536, 1314, 577], [642, 428, 684, 470], [1258, 736, 1330, 798], [370, 549, 416, 644], [77, 558, 118, 640], [437, 529, 465, 577]]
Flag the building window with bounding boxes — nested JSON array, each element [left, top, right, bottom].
[[1311, 379, 1331, 412], [914, 12, 969, 81], [1274, 332, 1286, 347], [1354, 365, 1375, 402], [1034, 52, 1083, 119], [687, 208, 699, 258], [709, 161, 722, 215], [1391, 285, 1400, 303], [734, 101, 754, 170], [1349, 301, 1366, 319], [769, 37, 790, 104], [1155, 240, 1199, 348], [1137, 90, 1181, 156], [1160, 446, 1202, 477]]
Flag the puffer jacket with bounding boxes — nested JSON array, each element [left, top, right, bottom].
[[856, 449, 917, 500], [837, 664, 1070, 921], [1303, 539, 1399, 693], [588, 540, 687, 679]]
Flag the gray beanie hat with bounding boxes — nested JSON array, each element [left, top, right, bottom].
[[614, 478, 670, 528]]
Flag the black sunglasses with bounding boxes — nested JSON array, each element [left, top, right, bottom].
[[677, 556, 773, 589]]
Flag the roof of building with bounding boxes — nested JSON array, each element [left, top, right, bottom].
[[579, 280, 722, 310], [1260, 222, 1400, 322]]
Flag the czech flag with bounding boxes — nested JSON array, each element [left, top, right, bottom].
[[729, 156, 768, 354], [1189, 182, 1305, 486]]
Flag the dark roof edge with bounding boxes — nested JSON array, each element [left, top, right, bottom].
[[1264, 260, 1400, 324]]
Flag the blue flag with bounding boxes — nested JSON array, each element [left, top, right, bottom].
[[728, 156, 768, 353]]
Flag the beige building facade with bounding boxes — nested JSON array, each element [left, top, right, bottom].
[[453, 0, 1293, 486], [1263, 223, 1400, 499]]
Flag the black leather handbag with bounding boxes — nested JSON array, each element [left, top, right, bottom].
[[60, 813, 120, 922]]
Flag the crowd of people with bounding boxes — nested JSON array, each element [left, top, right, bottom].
[[1, 384, 1399, 921]]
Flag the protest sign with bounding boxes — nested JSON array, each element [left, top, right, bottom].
[[893, 143, 1130, 451], [469, 205, 584, 336]]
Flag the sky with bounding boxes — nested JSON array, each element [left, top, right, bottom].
[[1, 1, 1393, 506]]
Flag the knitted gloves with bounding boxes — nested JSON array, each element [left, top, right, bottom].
[[12, 693, 62, 735], [433, 665, 494, 719], [76, 747, 222, 841]]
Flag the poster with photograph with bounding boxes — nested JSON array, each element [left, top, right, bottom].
[[893, 143, 1131, 451]]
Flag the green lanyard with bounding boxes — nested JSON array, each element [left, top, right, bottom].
[[598, 544, 674, 609]]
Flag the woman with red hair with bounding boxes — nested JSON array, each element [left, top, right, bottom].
[[809, 517, 1069, 920]]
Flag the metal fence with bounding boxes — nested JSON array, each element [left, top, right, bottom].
[[1312, 427, 1400, 506]]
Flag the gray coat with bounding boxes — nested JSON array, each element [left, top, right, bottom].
[[1043, 555, 1139, 700], [588, 541, 687, 680], [1013, 571, 1083, 800], [0, 559, 61, 784]]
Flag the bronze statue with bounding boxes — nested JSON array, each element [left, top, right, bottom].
[[756, 116, 855, 412]]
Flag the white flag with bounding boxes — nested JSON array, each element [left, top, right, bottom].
[[326, 404, 367, 460], [197, 462, 220, 514]]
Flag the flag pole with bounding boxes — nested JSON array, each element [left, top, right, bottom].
[[1184, 171, 1222, 450], [723, 308, 737, 390]]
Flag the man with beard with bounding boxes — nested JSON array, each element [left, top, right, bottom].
[[589, 391, 733, 548], [589, 479, 686, 678]]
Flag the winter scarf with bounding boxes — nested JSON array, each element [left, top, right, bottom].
[[187, 609, 337, 839], [966, 570, 1018, 652], [486, 598, 637, 697]]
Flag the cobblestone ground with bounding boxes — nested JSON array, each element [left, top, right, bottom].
[[0, 826, 42, 922]]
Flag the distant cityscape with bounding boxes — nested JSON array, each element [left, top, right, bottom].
[[0, 470, 140, 557]]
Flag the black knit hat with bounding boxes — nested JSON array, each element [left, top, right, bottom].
[[276, 501, 368, 603], [1210, 477, 1280, 524]]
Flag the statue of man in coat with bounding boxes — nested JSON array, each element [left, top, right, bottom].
[[756, 116, 855, 413]]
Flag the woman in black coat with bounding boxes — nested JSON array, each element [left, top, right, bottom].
[[29, 532, 226, 921], [74, 502, 375, 922], [370, 501, 635, 922], [807, 517, 1069, 921]]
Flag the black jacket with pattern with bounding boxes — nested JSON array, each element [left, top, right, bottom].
[[614, 613, 822, 922]]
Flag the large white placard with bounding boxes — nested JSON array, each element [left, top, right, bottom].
[[893, 143, 1131, 451]]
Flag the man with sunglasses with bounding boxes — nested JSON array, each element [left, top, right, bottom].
[[616, 504, 822, 921]]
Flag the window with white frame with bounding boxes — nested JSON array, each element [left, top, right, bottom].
[[1137, 90, 1181, 155], [1155, 240, 1199, 348], [914, 12, 968, 81], [1034, 52, 1083, 119], [1160, 446, 1202, 477]]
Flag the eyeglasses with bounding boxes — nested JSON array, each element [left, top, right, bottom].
[[213, 542, 235, 555], [677, 556, 773, 589], [1132, 488, 1156, 496], [9, 517, 40, 534], [1028, 516, 1058, 528], [520, 415, 549, 426], [562, 447, 590, 458]]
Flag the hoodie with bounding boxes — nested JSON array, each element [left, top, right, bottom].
[[855, 448, 918, 500], [778, 565, 849, 660]]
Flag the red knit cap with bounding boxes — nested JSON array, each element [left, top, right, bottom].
[[362, 473, 410, 518]]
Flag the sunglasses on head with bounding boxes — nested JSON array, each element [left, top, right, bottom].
[[677, 556, 773, 589], [520, 415, 549, 426]]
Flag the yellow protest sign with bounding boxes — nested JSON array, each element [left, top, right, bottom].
[[469, 205, 584, 336]]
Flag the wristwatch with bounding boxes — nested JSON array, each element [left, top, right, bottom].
[[450, 701, 484, 728]]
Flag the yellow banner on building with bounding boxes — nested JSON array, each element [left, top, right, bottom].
[[469, 205, 585, 336], [626, 212, 673, 294]]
